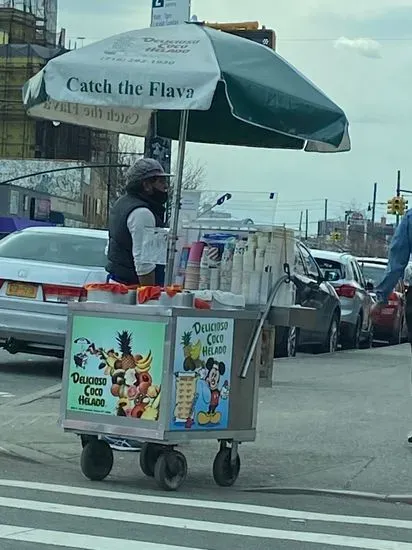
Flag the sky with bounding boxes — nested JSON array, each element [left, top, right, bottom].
[[57, 0, 412, 232]]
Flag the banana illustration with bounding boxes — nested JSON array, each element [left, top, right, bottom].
[[141, 390, 161, 421], [136, 351, 152, 372]]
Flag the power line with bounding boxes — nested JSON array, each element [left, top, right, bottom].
[[64, 34, 412, 44]]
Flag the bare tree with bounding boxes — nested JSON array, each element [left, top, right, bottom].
[[172, 157, 206, 191]]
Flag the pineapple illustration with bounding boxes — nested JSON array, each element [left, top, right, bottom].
[[181, 331, 196, 372], [116, 331, 135, 371], [181, 331, 192, 358]]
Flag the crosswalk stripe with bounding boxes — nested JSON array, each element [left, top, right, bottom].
[[0, 479, 411, 531], [0, 393, 13, 398], [0, 524, 202, 550], [0, 496, 411, 550]]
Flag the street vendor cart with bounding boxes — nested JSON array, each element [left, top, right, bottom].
[[62, 300, 263, 490], [23, 22, 351, 491]]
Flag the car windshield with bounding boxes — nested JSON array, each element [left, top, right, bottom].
[[0, 231, 107, 267], [361, 265, 386, 286], [314, 258, 344, 281]]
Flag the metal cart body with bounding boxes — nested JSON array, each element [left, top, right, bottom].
[[60, 302, 261, 489]]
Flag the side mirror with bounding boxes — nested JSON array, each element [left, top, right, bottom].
[[366, 281, 374, 292]]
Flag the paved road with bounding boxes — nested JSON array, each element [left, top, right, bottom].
[[0, 476, 411, 549], [0, 350, 61, 403]]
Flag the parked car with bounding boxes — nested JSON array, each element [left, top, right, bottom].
[[357, 259, 407, 344], [0, 227, 108, 358], [311, 250, 374, 349], [274, 241, 341, 357]]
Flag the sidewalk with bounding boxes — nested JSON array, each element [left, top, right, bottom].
[[1, 344, 411, 496]]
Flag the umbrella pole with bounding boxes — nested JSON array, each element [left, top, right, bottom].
[[165, 109, 190, 286]]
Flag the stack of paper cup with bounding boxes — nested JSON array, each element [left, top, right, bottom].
[[209, 266, 220, 290], [199, 245, 210, 290], [257, 232, 269, 250], [220, 239, 235, 291], [231, 239, 245, 295], [255, 247, 266, 273], [184, 241, 204, 290], [242, 240, 256, 301]]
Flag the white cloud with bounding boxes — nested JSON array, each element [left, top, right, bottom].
[[334, 36, 382, 58]]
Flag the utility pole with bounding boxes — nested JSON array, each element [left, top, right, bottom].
[[305, 209, 309, 240], [324, 198, 328, 233], [396, 170, 401, 227], [371, 182, 377, 227], [299, 210, 303, 234]]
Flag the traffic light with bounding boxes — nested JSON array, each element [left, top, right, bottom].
[[399, 196, 409, 216], [205, 21, 276, 50], [393, 197, 402, 214], [387, 198, 395, 215], [330, 231, 342, 242]]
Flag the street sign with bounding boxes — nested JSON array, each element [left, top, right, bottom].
[[148, 1, 191, 171], [224, 28, 276, 50], [151, 0, 191, 27], [348, 212, 364, 226]]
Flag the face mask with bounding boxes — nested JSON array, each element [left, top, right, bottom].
[[152, 189, 168, 205]]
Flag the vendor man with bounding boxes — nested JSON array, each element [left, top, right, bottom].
[[104, 158, 170, 452], [106, 157, 170, 287]]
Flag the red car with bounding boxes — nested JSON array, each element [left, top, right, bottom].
[[359, 260, 407, 344]]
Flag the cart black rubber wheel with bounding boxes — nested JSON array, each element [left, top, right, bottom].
[[154, 450, 187, 491], [80, 434, 97, 448], [140, 443, 163, 478], [80, 440, 113, 481], [212, 448, 241, 487]]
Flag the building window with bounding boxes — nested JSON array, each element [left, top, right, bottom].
[[96, 199, 102, 216]]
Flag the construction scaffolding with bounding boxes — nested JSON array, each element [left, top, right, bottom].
[[0, 2, 118, 164], [0, 0, 57, 46]]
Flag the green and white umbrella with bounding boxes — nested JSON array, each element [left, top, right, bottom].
[[23, 23, 350, 153], [23, 22, 351, 283]]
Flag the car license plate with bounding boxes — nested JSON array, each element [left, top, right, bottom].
[[6, 282, 37, 299]]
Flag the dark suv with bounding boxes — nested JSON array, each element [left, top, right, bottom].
[[275, 241, 341, 357]]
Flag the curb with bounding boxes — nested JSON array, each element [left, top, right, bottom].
[[241, 485, 412, 504], [0, 383, 61, 410], [0, 443, 51, 464]]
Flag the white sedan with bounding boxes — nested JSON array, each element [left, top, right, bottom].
[[0, 226, 108, 358]]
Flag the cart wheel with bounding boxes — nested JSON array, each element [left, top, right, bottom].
[[80, 434, 97, 448], [213, 448, 241, 487], [154, 450, 187, 491], [80, 440, 113, 481], [139, 443, 162, 478]]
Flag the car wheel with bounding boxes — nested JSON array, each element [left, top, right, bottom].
[[274, 326, 298, 358], [360, 324, 374, 349], [343, 315, 361, 350], [389, 319, 402, 346], [313, 314, 339, 354], [287, 326, 298, 357], [389, 316, 405, 346]]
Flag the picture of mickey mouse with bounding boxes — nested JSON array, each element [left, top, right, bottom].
[[197, 357, 230, 426]]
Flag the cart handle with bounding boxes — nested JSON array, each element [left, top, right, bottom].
[[239, 274, 290, 379]]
